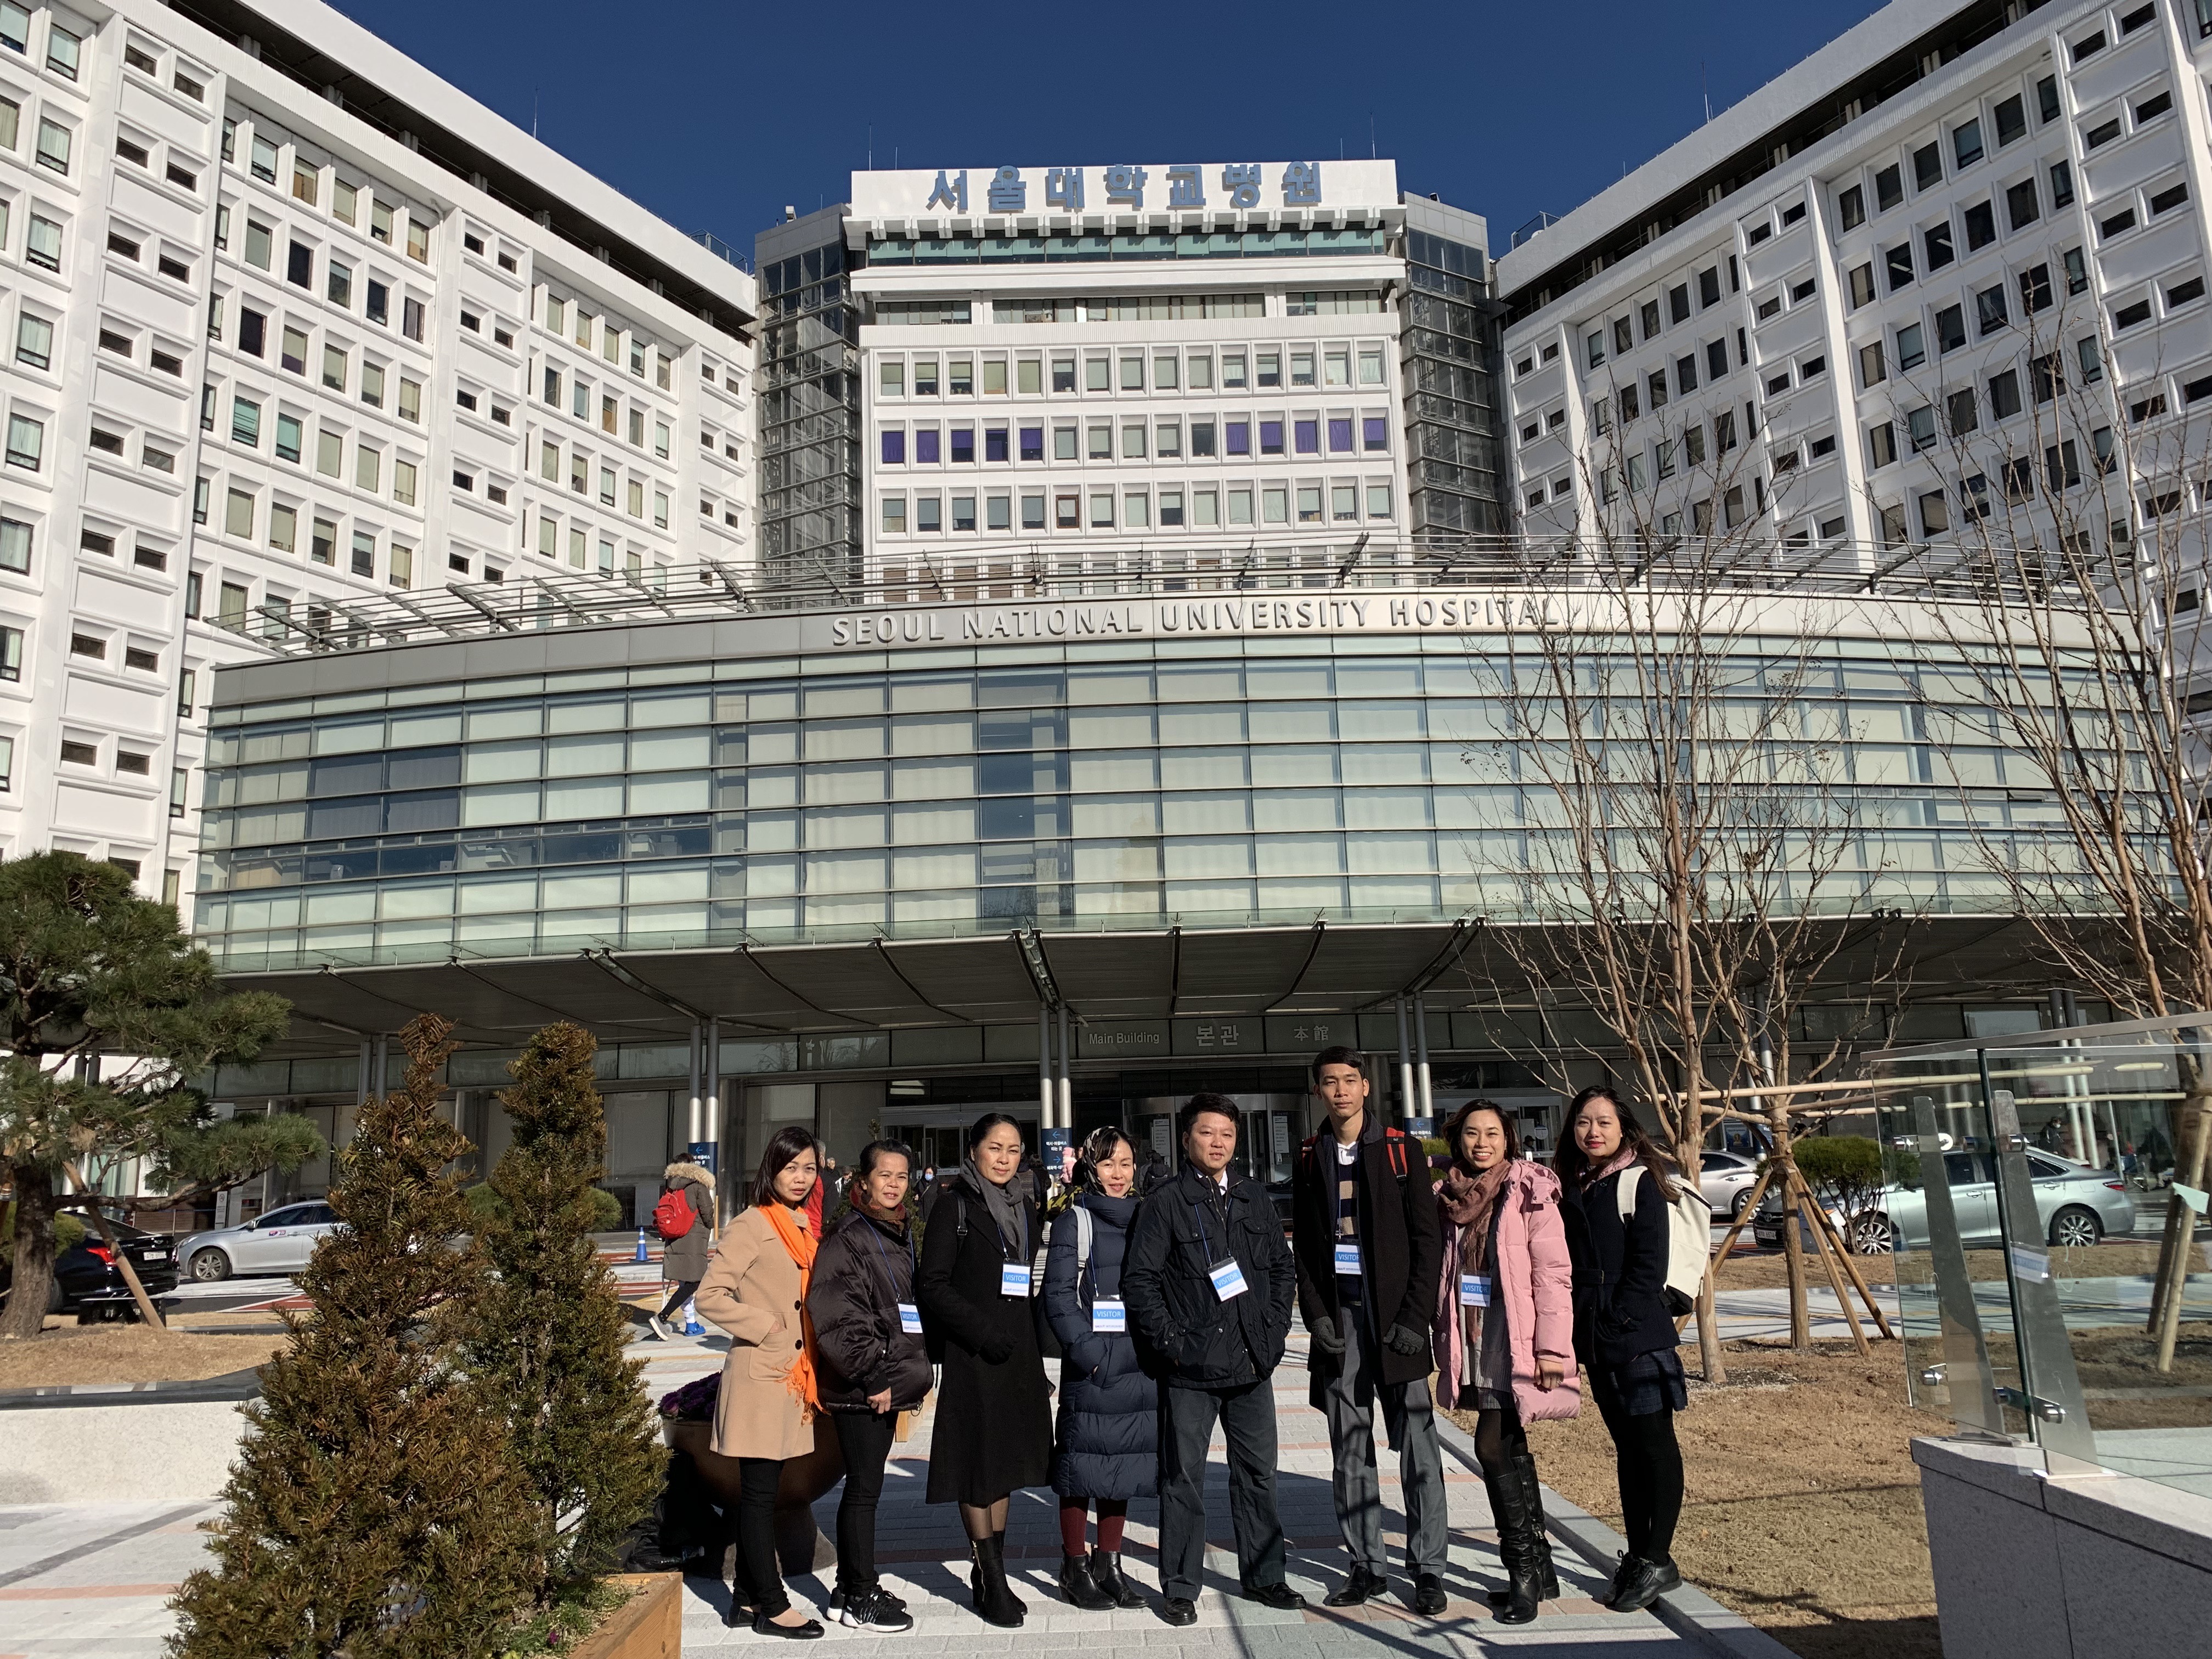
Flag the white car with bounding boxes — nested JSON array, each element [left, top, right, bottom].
[[1695, 1150, 1764, 1219], [179, 1201, 343, 1281]]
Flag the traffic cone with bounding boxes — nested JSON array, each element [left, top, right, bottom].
[[634, 1227, 648, 1263]]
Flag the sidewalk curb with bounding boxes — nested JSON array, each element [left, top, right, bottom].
[[1431, 1408, 1798, 1659]]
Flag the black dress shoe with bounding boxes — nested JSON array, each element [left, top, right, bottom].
[[1607, 1555, 1681, 1613], [751, 1611, 826, 1639], [1243, 1581, 1306, 1610], [1414, 1573, 1448, 1615], [1324, 1566, 1387, 1607], [1159, 1596, 1198, 1626]]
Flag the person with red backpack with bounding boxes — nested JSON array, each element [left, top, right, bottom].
[[650, 1158, 716, 1340], [1290, 1046, 1447, 1615]]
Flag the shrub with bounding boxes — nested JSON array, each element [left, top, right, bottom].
[[465, 1181, 622, 1234], [1795, 1135, 1887, 1222]]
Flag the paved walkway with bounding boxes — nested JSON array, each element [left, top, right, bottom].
[[0, 1321, 1780, 1658]]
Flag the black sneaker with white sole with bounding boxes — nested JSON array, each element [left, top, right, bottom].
[[838, 1589, 914, 1632]]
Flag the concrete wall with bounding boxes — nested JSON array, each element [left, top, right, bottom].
[[1915, 1435, 2212, 1659], [0, 1400, 250, 1504]]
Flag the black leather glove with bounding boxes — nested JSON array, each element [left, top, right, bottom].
[[1308, 1314, 1346, 1356], [978, 1336, 1013, 1363], [1384, 1322, 1426, 1357]]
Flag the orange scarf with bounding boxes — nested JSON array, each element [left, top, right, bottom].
[[761, 1203, 821, 1419]]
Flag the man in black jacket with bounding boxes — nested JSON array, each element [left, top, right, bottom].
[[1290, 1047, 1447, 1612], [1123, 1093, 1305, 1626]]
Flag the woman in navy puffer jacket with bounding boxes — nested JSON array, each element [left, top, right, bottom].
[[1042, 1127, 1157, 1612]]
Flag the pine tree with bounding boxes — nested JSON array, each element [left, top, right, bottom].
[[169, 1014, 540, 1659], [462, 1022, 663, 1594]]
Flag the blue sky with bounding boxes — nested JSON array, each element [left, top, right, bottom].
[[331, 0, 1891, 263]]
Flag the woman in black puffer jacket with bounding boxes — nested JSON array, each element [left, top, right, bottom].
[[1555, 1087, 1688, 1618], [808, 1140, 934, 1633], [1042, 1127, 1156, 1612]]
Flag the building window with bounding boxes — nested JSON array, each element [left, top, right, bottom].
[[5, 413, 44, 471], [35, 117, 70, 174]]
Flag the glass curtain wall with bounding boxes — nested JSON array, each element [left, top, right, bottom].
[[757, 212, 863, 583]]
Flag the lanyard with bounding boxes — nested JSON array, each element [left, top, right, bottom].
[[861, 1216, 913, 1293]]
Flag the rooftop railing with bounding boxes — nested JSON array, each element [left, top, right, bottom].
[[222, 533, 2085, 660]]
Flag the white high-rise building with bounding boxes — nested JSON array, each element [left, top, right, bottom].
[[0, 0, 755, 901], [843, 162, 1420, 590], [1498, 0, 2212, 572]]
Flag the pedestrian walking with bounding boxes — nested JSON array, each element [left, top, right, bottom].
[[1123, 1094, 1306, 1627], [1435, 1099, 1578, 1624], [648, 1157, 715, 1340], [693, 1125, 830, 1639], [1289, 1047, 1448, 1613], [1555, 1087, 1688, 1614], [807, 1139, 932, 1633], [917, 1113, 1054, 1628], [1042, 1127, 1155, 1611]]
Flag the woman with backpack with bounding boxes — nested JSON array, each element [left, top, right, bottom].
[[917, 1112, 1053, 1627], [807, 1140, 931, 1633], [651, 1158, 715, 1340], [1433, 1100, 1577, 1624], [694, 1126, 830, 1639], [1554, 1087, 1688, 1615], [1041, 1127, 1154, 1611]]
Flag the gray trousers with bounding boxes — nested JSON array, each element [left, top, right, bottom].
[[1319, 1305, 1448, 1576]]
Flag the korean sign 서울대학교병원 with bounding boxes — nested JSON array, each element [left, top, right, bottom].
[[920, 162, 1325, 215]]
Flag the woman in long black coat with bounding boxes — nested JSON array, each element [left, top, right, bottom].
[[1042, 1127, 1155, 1611], [918, 1112, 1053, 1628]]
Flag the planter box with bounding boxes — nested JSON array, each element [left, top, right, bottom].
[[571, 1573, 681, 1659]]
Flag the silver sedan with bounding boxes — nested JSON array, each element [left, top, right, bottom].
[[1694, 1149, 1765, 1218], [178, 1201, 342, 1282], [1756, 1149, 2137, 1254]]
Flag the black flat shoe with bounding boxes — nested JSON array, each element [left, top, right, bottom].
[[751, 1611, 825, 1639], [1324, 1566, 1387, 1607], [1159, 1596, 1198, 1626], [1243, 1581, 1306, 1611], [1414, 1573, 1448, 1615]]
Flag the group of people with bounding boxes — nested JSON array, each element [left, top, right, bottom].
[[680, 1045, 1690, 1638]]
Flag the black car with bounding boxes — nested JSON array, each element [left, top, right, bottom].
[[49, 1217, 181, 1317]]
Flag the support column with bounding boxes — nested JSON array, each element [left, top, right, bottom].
[[1057, 1003, 1073, 1132], [1413, 992, 1435, 1132], [356, 1039, 372, 1108], [1038, 1005, 1055, 1129], [704, 1019, 722, 1221], [687, 1020, 703, 1147], [1395, 995, 1415, 1128]]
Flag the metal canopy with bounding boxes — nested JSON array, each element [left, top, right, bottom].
[[221, 915, 2051, 1064]]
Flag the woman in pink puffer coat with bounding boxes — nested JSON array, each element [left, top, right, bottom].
[[1432, 1101, 1577, 1624]]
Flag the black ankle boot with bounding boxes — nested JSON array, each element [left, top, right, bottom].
[[994, 1530, 1026, 1614], [970, 1536, 1025, 1627], [1090, 1548, 1144, 1608], [1059, 1551, 1111, 1609]]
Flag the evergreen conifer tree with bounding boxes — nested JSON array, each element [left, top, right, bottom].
[[169, 1014, 540, 1658], [462, 1022, 663, 1593]]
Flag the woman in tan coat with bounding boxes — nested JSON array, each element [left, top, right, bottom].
[[695, 1125, 827, 1640]]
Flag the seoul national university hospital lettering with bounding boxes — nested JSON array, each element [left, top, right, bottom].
[[828, 594, 1570, 648]]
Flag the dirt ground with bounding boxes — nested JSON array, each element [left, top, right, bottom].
[[1455, 1340, 1944, 1659], [0, 1324, 284, 1387], [1711, 1235, 2181, 1291]]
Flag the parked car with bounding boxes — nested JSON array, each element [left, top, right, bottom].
[[0, 1216, 183, 1318], [1754, 1147, 2136, 1254], [179, 1200, 343, 1282], [1695, 1149, 1764, 1219]]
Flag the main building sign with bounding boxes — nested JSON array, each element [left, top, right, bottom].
[[847, 161, 1401, 222], [819, 592, 1570, 650]]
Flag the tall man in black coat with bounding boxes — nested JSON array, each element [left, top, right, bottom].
[[1123, 1094, 1306, 1627], [1290, 1047, 1447, 1613]]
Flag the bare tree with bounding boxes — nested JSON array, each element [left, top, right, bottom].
[[1889, 281, 2212, 1366]]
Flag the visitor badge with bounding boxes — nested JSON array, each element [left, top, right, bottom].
[[898, 1302, 922, 1335], [1000, 1261, 1032, 1297], [1334, 1242, 1362, 1276], [1093, 1297, 1127, 1333], [1460, 1273, 1493, 1307], [1209, 1256, 1250, 1301]]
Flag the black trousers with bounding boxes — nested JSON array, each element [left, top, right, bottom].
[[1156, 1379, 1284, 1601], [658, 1278, 701, 1322], [1588, 1364, 1684, 1564], [830, 1408, 898, 1595], [732, 1455, 787, 1614]]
